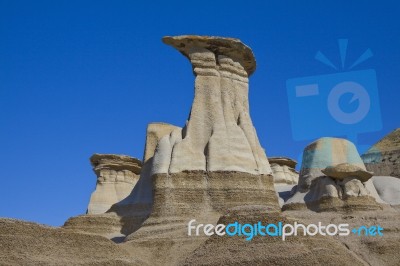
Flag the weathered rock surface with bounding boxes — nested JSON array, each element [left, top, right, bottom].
[[87, 154, 142, 214], [143, 123, 180, 163], [372, 176, 400, 207], [362, 128, 400, 178], [269, 156, 297, 168], [154, 35, 272, 175], [2, 35, 400, 266], [322, 163, 374, 182], [181, 206, 400, 266], [269, 157, 299, 206], [284, 137, 385, 212], [68, 36, 279, 249], [113, 35, 280, 265], [0, 218, 141, 265], [269, 156, 299, 185], [5, 207, 400, 266]]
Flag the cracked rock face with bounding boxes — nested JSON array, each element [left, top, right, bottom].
[[152, 35, 271, 175]]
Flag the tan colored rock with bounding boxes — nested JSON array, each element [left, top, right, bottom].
[[269, 156, 297, 168], [322, 163, 374, 182], [143, 123, 180, 163], [4, 35, 400, 266], [87, 154, 142, 214], [372, 176, 400, 207], [181, 206, 400, 266], [114, 36, 280, 260], [269, 156, 299, 185], [284, 137, 385, 212], [365, 128, 400, 152], [298, 137, 366, 190], [152, 35, 272, 175], [0, 218, 141, 265], [362, 128, 400, 178], [91, 154, 142, 174], [162, 35, 256, 76]]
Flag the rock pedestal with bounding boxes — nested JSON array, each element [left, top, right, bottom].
[[284, 137, 385, 212], [153, 36, 271, 174], [118, 36, 279, 251], [87, 154, 142, 214], [269, 157, 299, 185]]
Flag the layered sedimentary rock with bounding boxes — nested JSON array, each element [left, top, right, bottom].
[[4, 35, 400, 266], [87, 154, 142, 214], [153, 36, 271, 174], [284, 137, 385, 212], [269, 157, 299, 206], [0, 218, 141, 265], [181, 206, 400, 266], [362, 128, 400, 178], [117, 36, 279, 260], [269, 157, 299, 185]]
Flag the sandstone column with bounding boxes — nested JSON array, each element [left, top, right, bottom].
[[122, 36, 279, 244], [154, 36, 272, 174]]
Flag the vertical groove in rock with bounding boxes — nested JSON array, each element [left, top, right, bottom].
[[155, 35, 272, 175]]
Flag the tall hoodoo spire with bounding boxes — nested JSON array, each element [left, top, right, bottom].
[[153, 35, 271, 175]]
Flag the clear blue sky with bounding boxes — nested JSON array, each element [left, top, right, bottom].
[[1, 1, 399, 226]]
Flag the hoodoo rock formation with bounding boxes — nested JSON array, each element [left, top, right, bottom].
[[123, 36, 279, 229], [64, 36, 281, 259], [87, 154, 142, 214], [100, 35, 280, 264], [154, 35, 271, 174], [269, 156, 299, 185], [284, 137, 385, 212], [269, 157, 299, 206], [3, 35, 400, 266]]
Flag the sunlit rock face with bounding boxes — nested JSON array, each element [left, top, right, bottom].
[[65, 37, 279, 259], [269, 157, 299, 207], [269, 157, 299, 185], [284, 137, 385, 212], [87, 154, 141, 214], [143, 123, 180, 163], [116, 36, 280, 253], [152, 36, 272, 175]]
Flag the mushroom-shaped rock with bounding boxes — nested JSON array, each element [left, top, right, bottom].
[[119, 35, 279, 249], [284, 137, 385, 212], [269, 157, 297, 169], [162, 35, 256, 76], [269, 156, 299, 185], [322, 163, 374, 182], [87, 154, 142, 214]]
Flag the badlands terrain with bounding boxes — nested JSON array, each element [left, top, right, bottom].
[[1, 35, 399, 265]]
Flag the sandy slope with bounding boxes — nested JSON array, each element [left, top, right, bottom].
[[0, 218, 142, 265]]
